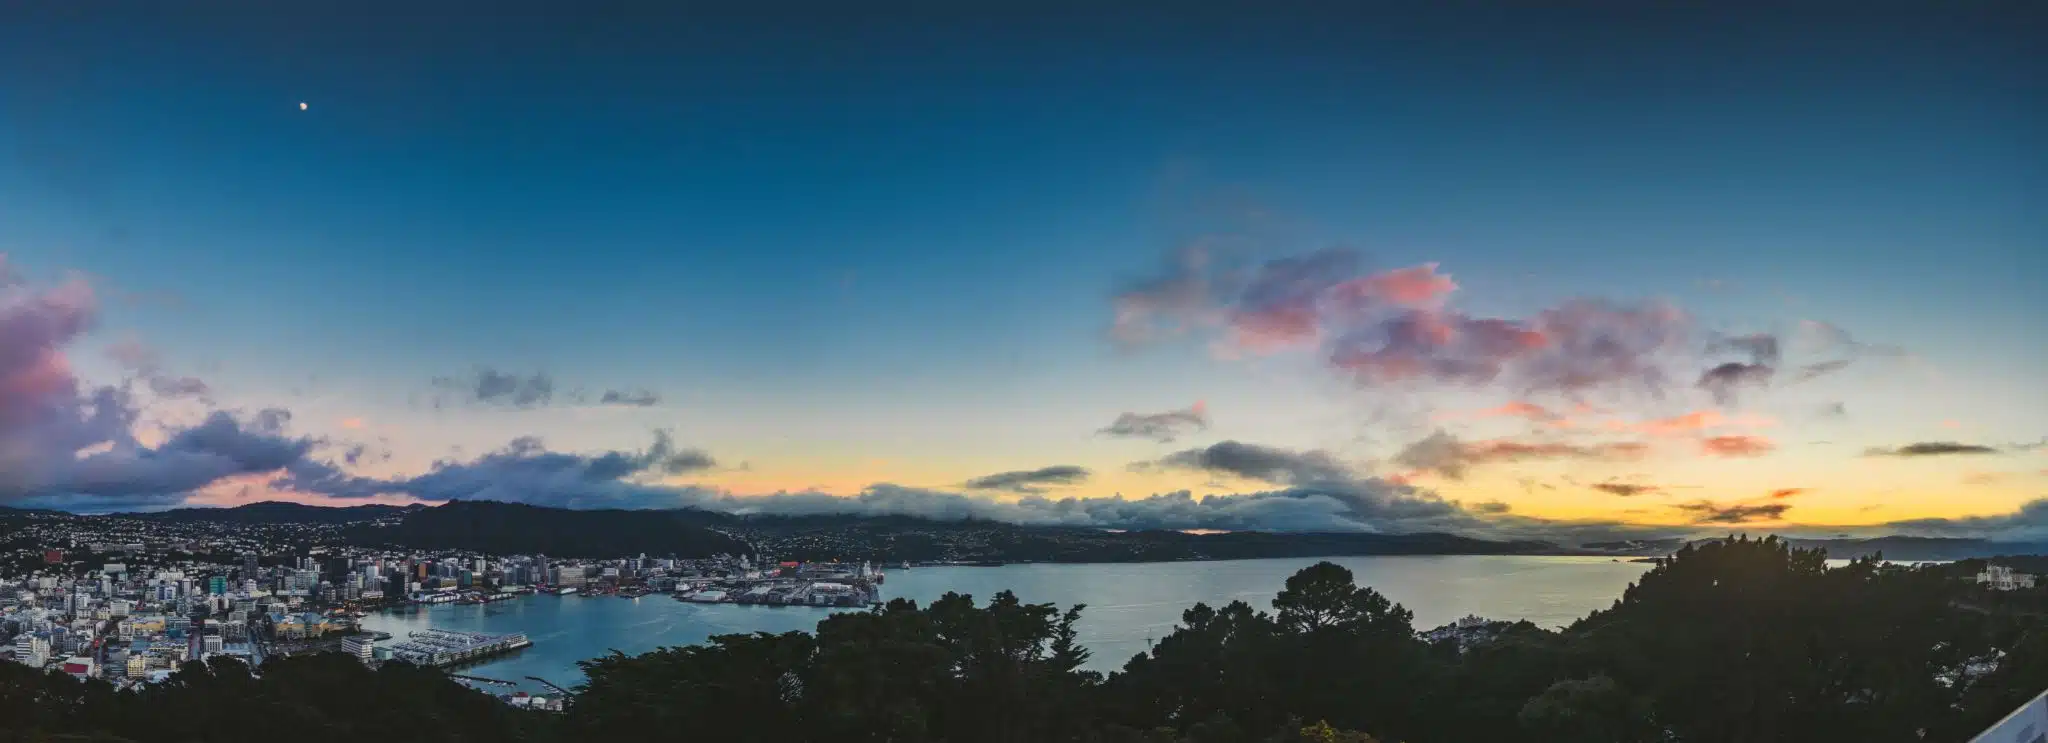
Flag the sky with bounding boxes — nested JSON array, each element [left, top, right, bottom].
[[1, 4, 2042, 542]]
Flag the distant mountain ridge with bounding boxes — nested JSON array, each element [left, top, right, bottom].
[[131, 501, 424, 525], [18, 500, 2046, 562], [343, 500, 749, 558]]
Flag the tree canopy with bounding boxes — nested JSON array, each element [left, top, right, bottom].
[[3, 537, 2041, 742]]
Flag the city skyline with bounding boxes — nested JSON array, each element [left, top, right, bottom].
[[1, 5, 2042, 542]]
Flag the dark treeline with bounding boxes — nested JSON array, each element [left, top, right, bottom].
[[4, 537, 2044, 742]]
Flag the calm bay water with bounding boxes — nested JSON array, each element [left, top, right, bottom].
[[357, 555, 1652, 693]]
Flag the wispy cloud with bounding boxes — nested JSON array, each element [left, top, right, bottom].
[[1393, 431, 1648, 480], [1701, 435, 1775, 458], [433, 367, 556, 409], [1768, 487, 1807, 499], [1863, 441, 2000, 458], [1675, 500, 1791, 524], [1589, 481, 1661, 497], [1098, 402, 1210, 442], [598, 389, 661, 407], [962, 465, 1092, 494]]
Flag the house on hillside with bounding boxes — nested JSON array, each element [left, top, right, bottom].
[[1977, 565, 2038, 591]]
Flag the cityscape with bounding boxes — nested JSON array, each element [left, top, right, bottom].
[[2, 2, 2042, 741], [0, 506, 906, 712]]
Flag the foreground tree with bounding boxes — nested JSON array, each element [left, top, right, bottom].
[[3, 546, 2043, 742]]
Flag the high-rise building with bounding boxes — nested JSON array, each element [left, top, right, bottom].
[[207, 576, 227, 596], [243, 553, 259, 579], [13, 634, 49, 667]]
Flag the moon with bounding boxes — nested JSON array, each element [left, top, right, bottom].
[[299, 102, 308, 111]]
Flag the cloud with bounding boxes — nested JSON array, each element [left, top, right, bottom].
[[1098, 402, 1210, 442], [1960, 472, 2005, 486], [1107, 249, 1894, 416], [1863, 441, 2000, 458], [1818, 402, 1848, 418], [1224, 248, 1361, 352], [278, 432, 1689, 543], [1674, 500, 1791, 524], [280, 432, 1491, 533], [1327, 262, 1459, 308], [1695, 362, 1773, 406], [1790, 359, 1852, 384], [1113, 250, 1705, 398], [1110, 245, 1218, 348], [1768, 488, 1806, 499], [1393, 431, 1648, 479], [1473, 401, 1558, 422], [1471, 500, 1512, 514], [598, 389, 661, 407], [1712, 333, 1781, 366], [25, 409, 324, 501], [1325, 297, 1693, 398], [104, 338, 211, 401], [963, 465, 1092, 494], [1881, 498, 2048, 542], [282, 429, 715, 508], [0, 262, 357, 508], [1700, 435, 1774, 458], [146, 375, 211, 399], [0, 268, 140, 498], [1589, 481, 1660, 497], [433, 367, 555, 409], [1145, 440, 1353, 486], [1550, 409, 1775, 437]]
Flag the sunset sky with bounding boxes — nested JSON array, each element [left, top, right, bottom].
[[1, 5, 2040, 542]]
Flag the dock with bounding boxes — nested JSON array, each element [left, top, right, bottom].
[[387, 629, 531, 667]]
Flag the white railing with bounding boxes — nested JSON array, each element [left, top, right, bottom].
[[1971, 688, 2048, 743]]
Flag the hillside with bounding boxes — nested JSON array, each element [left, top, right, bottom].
[[130, 501, 422, 525], [341, 500, 751, 558], [1778, 536, 2048, 561]]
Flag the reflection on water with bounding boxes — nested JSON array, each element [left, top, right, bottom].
[[358, 555, 1653, 694]]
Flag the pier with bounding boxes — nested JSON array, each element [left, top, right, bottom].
[[670, 560, 886, 608], [387, 629, 531, 667]]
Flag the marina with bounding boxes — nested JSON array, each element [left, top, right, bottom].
[[385, 629, 531, 668], [668, 560, 884, 608]]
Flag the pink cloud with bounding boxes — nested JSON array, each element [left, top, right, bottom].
[[1226, 303, 1323, 352], [1478, 401, 1558, 422], [1701, 435, 1775, 458], [1328, 263, 1457, 308]]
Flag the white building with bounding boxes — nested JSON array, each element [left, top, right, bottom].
[[12, 634, 48, 667], [341, 635, 375, 664], [1977, 566, 2038, 591]]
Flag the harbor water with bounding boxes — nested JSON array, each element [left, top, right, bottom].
[[356, 555, 1653, 694]]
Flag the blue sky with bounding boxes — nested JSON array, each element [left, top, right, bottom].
[[0, 5, 2041, 537]]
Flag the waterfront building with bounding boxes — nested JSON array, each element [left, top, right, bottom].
[[342, 635, 375, 664]]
